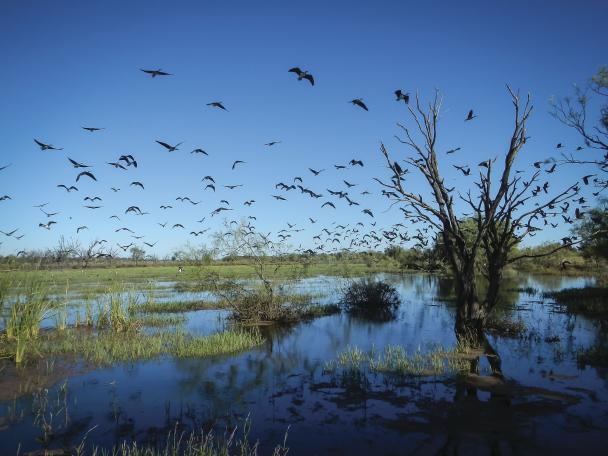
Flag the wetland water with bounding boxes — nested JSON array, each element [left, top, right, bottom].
[[0, 273, 606, 454]]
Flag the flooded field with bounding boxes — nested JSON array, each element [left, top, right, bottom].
[[0, 273, 607, 455]]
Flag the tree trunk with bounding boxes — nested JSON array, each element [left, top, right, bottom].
[[454, 264, 487, 342]]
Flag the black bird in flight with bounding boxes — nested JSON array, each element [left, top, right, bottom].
[[111, 187, 120, 192], [362, 209, 374, 218], [349, 159, 364, 167], [119, 155, 137, 167], [156, 140, 182, 152], [207, 101, 227, 111], [68, 157, 90, 168], [309, 168, 325, 176], [446, 147, 461, 154], [191, 148, 208, 155], [334, 164, 346, 170], [144, 241, 157, 248], [141, 68, 172, 77], [82, 126, 104, 132], [76, 226, 88, 233], [232, 160, 245, 170], [34, 139, 63, 150], [395, 90, 410, 104], [108, 162, 127, 169], [205, 184, 216, 192], [130, 181, 145, 190], [1, 228, 19, 237], [322, 202, 336, 209], [202, 176, 215, 183], [465, 110, 477, 121], [0, 163, 13, 171], [76, 171, 97, 181], [225, 184, 243, 190], [39, 221, 57, 230], [453, 165, 471, 176], [344, 180, 357, 188], [57, 184, 78, 192], [265, 141, 281, 147], [288, 67, 314, 85], [349, 99, 368, 111]]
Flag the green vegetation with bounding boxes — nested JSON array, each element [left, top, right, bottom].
[[544, 287, 608, 317], [87, 419, 289, 456], [3, 328, 263, 365], [135, 299, 222, 314], [573, 198, 608, 261], [324, 345, 469, 378], [340, 278, 400, 320]]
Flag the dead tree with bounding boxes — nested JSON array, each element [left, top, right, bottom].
[[377, 87, 584, 337]]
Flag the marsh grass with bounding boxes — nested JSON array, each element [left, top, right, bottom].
[[18, 328, 263, 365], [1, 277, 54, 364], [544, 287, 608, 316], [136, 314, 187, 327], [84, 419, 289, 456], [135, 300, 222, 314], [324, 344, 469, 379]]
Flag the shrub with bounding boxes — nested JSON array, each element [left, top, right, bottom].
[[340, 278, 400, 320]]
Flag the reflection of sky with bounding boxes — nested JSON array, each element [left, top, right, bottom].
[[1, 273, 607, 454]]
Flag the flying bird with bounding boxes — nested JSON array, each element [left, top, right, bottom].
[[68, 158, 90, 168], [57, 184, 78, 192], [34, 139, 63, 151], [265, 141, 281, 147], [141, 68, 172, 77], [309, 168, 325, 176], [81, 126, 104, 132], [232, 160, 245, 170], [395, 90, 410, 104], [288, 67, 314, 85], [207, 101, 227, 111], [156, 140, 182, 152], [130, 181, 145, 189], [349, 98, 368, 111], [191, 148, 208, 155], [76, 171, 97, 181], [465, 109, 477, 121]]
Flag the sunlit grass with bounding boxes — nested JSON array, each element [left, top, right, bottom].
[[325, 344, 469, 378]]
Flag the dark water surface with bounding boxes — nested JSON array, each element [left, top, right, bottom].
[[1, 273, 607, 455]]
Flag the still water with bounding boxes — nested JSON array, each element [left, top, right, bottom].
[[0, 273, 606, 455]]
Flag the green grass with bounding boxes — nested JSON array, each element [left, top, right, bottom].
[[87, 419, 289, 456], [26, 328, 263, 365], [301, 303, 341, 318], [134, 300, 223, 314], [0, 260, 403, 286], [136, 314, 187, 327], [544, 287, 608, 316], [324, 344, 469, 378]]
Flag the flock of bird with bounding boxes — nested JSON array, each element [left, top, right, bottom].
[[0, 66, 602, 259]]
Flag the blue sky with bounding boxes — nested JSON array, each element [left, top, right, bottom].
[[0, 0, 605, 257]]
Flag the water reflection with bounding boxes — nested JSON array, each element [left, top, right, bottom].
[[0, 273, 606, 454]]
